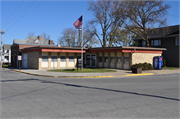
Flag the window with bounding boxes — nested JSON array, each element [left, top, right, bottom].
[[142, 41, 146, 47], [151, 39, 161, 46], [69, 56, 74, 62], [7, 50, 9, 53], [176, 37, 179, 45], [117, 57, 122, 63], [99, 57, 102, 62], [60, 56, 66, 62], [110, 57, 114, 63], [104, 57, 108, 63], [42, 56, 48, 62], [124, 57, 129, 63], [5, 56, 9, 60], [51, 56, 57, 62]]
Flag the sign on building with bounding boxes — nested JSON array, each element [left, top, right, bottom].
[[18, 56, 22, 60]]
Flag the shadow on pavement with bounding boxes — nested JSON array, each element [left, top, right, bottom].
[[1, 78, 179, 102]]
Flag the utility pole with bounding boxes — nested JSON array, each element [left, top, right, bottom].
[[0, 28, 7, 68]]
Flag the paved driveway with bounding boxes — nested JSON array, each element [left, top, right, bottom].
[[1, 69, 179, 118]]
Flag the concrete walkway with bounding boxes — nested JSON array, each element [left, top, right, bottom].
[[3, 67, 180, 78]]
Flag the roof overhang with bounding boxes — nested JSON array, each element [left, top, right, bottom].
[[21, 46, 87, 53], [89, 46, 166, 54]]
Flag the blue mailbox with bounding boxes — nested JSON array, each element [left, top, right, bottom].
[[153, 56, 163, 70]]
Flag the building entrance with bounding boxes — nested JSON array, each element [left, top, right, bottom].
[[85, 54, 96, 67]]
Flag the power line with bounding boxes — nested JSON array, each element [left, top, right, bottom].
[[2, 0, 37, 28], [7, 0, 44, 30], [2, 0, 25, 26]]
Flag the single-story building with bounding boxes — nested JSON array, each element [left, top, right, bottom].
[[20, 46, 166, 70]]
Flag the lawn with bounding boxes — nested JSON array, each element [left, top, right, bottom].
[[163, 67, 180, 70], [48, 68, 117, 73], [2, 64, 9, 67]]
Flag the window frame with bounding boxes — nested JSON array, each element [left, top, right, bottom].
[[110, 57, 114, 63], [51, 56, 57, 62], [99, 57, 102, 62], [42, 56, 48, 62], [104, 57, 108, 63], [124, 57, 129, 64], [69, 56, 74, 62], [60, 56, 66, 62], [175, 37, 179, 46], [151, 39, 161, 46], [117, 57, 122, 64]]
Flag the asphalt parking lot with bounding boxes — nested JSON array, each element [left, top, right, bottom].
[[1, 69, 179, 118]]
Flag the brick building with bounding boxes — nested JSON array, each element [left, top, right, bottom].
[[134, 25, 179, 67], [11, 35, 54, 68], [19, 46, 166, 70]]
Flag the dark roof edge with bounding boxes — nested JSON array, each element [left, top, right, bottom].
[[90, 46, 166, 51]]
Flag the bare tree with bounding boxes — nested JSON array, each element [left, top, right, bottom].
[[114, 27, 137, 46], [40, 31, 51, 44], [58, 26, 99, 47], [88, 0, 128, 47], [26, 32, 36, 44], [125, 1, 171, 46], [26, 31, 50, 44]]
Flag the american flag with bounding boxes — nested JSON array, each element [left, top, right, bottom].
[[73, 16, 83, 29]]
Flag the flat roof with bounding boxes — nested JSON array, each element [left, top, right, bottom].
[[90, 46, 166, 51], [21, 45, 88, 51]]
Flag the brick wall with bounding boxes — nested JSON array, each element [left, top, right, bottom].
[[132, 53, 161, 65], [135, 37, 179, 67], [27, 52, 39, 69]]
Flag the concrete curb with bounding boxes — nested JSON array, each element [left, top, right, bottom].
[[3, 68, 155, 78]]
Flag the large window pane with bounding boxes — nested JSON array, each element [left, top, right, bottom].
[[42, 56, 48, 62], [117, 57, 122, 63], [99, 57, 102, 62], [110, 57, 114, 63], [158, 40, 161, 46], [51, 56, 57, 62], [151, 40, 154, 46], [69, 56, 74, 62], [104, 57, 108, 63], [142, 41, 146, 47], [176, 38, 179, 45], [124, 57, 129, 63], [154, 40, 159, 46], [60, 56, 66, 62]]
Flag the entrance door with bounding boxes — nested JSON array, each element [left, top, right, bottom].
[[86, 55, 90, 67], [23, 54, 27, 68], [85, 54, 96, 67]]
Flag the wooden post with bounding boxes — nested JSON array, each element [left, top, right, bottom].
[[102, 52, 104, 68], [114, 52, 117, 68], [122, 52, 124, 69], [48, 52, 51, 69], [108, 52, 110, 68], [96, 52, 99, 68]]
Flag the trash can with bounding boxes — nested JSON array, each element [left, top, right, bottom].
[[153, 56, 163, 70]]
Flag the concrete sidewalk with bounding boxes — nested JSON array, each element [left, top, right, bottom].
[[3, 67, 180, 78]]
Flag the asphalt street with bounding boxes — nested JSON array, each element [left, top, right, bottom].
[[1, 69, 179, 119]]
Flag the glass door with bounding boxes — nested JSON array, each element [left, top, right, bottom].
[[85, 54, 96, 67], [86, 55, 90, 67]]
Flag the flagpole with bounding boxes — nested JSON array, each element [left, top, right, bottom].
[[81, 14, 83, 70]]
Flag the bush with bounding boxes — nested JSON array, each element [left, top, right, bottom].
[[131, 62, 153, 70]]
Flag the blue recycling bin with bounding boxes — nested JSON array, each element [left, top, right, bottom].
[[153, 56, 163, 70]]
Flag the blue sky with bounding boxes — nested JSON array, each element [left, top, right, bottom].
[[0, 0, 179, 45]]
